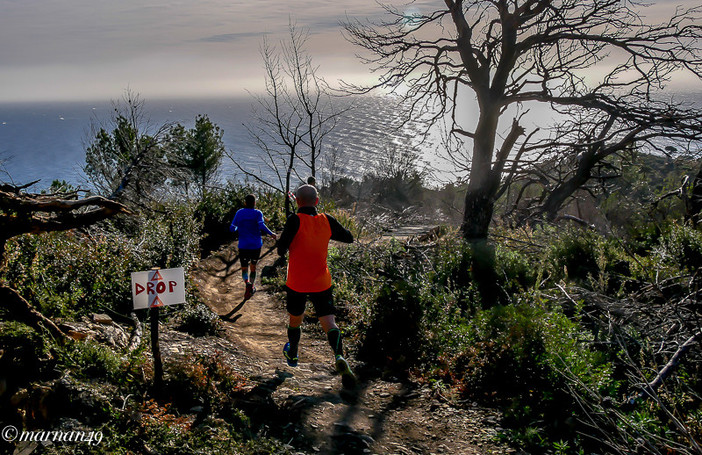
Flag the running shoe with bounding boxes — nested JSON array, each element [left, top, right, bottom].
[[244, 282, 253, 300], [283, 342, 298, 367], [251, 284, 257, 296], [335, 355, 357, 389]]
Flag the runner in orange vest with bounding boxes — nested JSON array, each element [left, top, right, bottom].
[[277, 184, 356, 388]]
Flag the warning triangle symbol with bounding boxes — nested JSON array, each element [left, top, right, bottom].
[[150, 270, 163, 281], [150, 296, 164, 308]]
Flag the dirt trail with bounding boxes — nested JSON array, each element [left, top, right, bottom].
[[191, 238, 510, 455]]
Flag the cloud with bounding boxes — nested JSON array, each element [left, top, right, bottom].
[[200, 32, 268, 43], [2, 0, 701, 103]]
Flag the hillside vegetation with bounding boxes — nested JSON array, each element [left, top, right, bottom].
[[1, 151, 701, 454]]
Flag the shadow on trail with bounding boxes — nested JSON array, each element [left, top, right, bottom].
[[330, 369, 420, 454], [249, 367, 417, 454], [327, 380, 375, 454], [208, 250, 240, 281], [235, 369, 327, 453], [234, 367, 376, 453], [248, 369, 294, 399], [213, 244, 281, 323], [219, 300, 246, 322], [365, 384, 419, 451]]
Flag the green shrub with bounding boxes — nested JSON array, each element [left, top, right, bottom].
[[543, 227, 631, 294], [57, 340, 145, 387], [437, 297, 617, 452], [546, 228, 602, 281], [0, 321, 49, 395], [358, 278, 428, 374], [333, 236, 477, 375], [655, 222, 702, 272], [175, 302, 223, 337], [2, 202, 201, 318], [495, 245, 538, 293], [4, 232, 134, 318], [450, 304, 550, 401]]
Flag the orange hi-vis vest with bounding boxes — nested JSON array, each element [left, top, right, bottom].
[[286, 213, 332, 293]]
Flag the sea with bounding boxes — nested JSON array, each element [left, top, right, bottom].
[[1, 92, 700, 191], [0, 95, 440, 190]]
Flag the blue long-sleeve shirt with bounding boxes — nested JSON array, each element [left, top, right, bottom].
[[230, 208, 274, 249]]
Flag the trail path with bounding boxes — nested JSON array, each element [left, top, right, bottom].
[[191, 238, 510, 455]]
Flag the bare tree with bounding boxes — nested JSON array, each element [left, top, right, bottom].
[[344, 1, 702, 240], [502, 99, 702, 224], [239, 23, 347, 217]]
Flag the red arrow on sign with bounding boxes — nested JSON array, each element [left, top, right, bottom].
[[150, 296, 164, 307], [151, 270, 163, 281]]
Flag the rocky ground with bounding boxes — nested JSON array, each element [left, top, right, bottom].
[[184, 236, 514, 455]]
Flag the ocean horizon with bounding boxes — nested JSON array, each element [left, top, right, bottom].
[[1, 92, 700, 192], [0, 94, 434, 191]]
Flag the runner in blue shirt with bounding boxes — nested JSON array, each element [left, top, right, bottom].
[[230, 194, 277, 299]]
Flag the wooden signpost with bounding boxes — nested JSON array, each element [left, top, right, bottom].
[[130, 267, 186, 390]]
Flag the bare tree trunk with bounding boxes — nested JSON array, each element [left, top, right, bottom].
[[539, 150, 597, 221], [458, 108, 508, 306], [460, 104, 500, 240], [462, 185, 506, 307], [308, 113, 316, 179], [461, 186, 495, 241]]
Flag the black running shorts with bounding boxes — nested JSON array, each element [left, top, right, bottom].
[[239, 248, 261, 267], [285, 286, 336, 317]]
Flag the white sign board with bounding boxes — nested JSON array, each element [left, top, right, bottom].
[[131, 267, 186, 309]]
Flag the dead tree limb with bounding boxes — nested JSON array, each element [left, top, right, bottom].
[[634, 330, 702, 403], [127, 312, 143, 352], [0, 189, 131, 247], [0, 184, 131, 341], [0, 286, 71, 342]]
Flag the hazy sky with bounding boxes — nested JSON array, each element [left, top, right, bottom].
[[0, 0, 700, 103]]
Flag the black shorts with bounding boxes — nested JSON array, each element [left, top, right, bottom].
[[285, 286, 336, 318], [239, 248, 261, 267]]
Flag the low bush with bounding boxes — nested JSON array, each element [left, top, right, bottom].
[[164, 350, 247, 413], [56, 340, 148, 389], [542, 227, 632, 295], [175, 301, 224, 337]]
